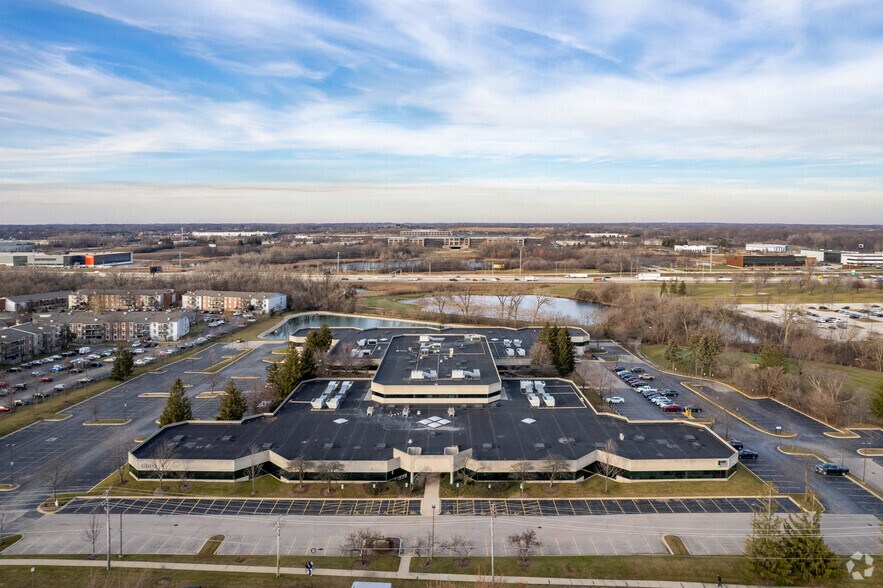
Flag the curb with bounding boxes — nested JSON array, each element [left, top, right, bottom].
[[681, 382, 796, 438]]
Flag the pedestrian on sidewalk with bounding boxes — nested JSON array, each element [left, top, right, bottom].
[[308, 560, 315, 575], [305, 561, 312, 576], [717, 573, 723, 587]]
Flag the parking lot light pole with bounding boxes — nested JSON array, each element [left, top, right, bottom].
[[7, 443, 15, 486], [862, 442, 870, 483]]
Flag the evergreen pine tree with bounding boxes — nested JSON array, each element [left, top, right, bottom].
[[663, 339, 681, 369], [217, 379, 248, 421], [745, 502, 791, 582], [554, 327, 575, 375], [660, 281, 668, 296], [268, 344, 302, 401], [677, 281, 687, 296], [159, 378, 193, 426], [300, 346, 318, 380], [112, 348, 134, 381], [757, 344, 788, 370], [781, 504, 840, 582], [871, 380, 883, 420], [316, 323, 334, 352]]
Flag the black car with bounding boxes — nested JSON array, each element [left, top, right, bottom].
[[729, 439, 744, 450], [631, 366, 645, 373], [738, 449, 758, 460], [660, 389, 678, 397], [815, 463, 849, 476], [683, 405, 702, 413], [6, 367, 22, 373]]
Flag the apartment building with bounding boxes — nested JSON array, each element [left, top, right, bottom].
[[68, 289, 178, 311], [181, 291, 287, 314]]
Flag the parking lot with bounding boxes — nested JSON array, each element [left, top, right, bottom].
[[440, 497, 800, 516], [61, 496, 422, 517]]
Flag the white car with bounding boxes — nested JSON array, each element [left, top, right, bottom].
[[605, 396, 625, 404]]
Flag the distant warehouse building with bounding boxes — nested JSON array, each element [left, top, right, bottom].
[[182, 291, 287, 314], [0, 240, 35, 253], [745, 243, 789, 253], [800, 249, 843, 264], [674, 244, 719, 253], [725, 255, 805, 268], [0, 251, 133, 267]]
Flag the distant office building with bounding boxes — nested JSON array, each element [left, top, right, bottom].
[[182, 291, 287, 314], [68, 289, 178, 311], [674, 244, 719, 254], [399, 229, 453, 237], [800, 249, 842, 264], [191, 231, 277, 238], [0, 251, 133, 267], [746, 243, 789, 254], [726, 255, 805, 268], [0, 240, 35, 253], [585, 233, 628, 238], [2, 291, 72, 312], [388, 234, 537, 249], [840, 251, 883, 267]]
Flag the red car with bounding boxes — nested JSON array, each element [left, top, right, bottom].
[[40, 376, 53, 382], [661, 404, 683, 412], [0, 381, 7, 388], [0, 406, 9, 412]]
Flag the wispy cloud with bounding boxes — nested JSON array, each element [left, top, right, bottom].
[[0, 1, 881, 220]]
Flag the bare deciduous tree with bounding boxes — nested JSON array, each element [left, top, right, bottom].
[[148, 440, 177, 491], [441, 534, 474, 565], [340, 528, 384, 565], [316, 461, 343, 494], [510, 461, 534, 487], [48, 459, 72, 503], [287, 455, 314, 489], [83, 514, 101, 557], [598, 439, 621, 494], [507, 529, 542, 564], [542, 454, 568, 489]]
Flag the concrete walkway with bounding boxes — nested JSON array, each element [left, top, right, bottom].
[[0, 557, 801, 588], [421, 474, 441, 516]]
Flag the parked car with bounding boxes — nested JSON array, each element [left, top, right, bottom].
[[631, 367, 645, 373], [0, 382, 7, 389], [639, 374, 654, 380], [6, 367, 22, 373], [738, 449, 759, 460], [729, 439, 744, 450], [40, 376, 53, 382], [683, 405, 703, 413], [13, 383, 28, 390], [605, 396, 625, 404], [0, 406, 10, 412], [53, 384, 66, 391], [78, 377, 95, 384], [660, 389, 679, 397], [30, 371, 43, 377], [661, 404, 683, 412], [32, 391, 47, 399], [815, 463, 849, 476]]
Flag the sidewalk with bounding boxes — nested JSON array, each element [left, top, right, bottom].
[[421, 474, 441, 516], [0, 557, 802, 588]]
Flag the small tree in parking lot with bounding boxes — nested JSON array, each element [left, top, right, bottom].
[[159, 378, 192, 426], [112, 347, 134, 380]]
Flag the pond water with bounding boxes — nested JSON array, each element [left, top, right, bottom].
[[266, 313, 440, 338], [402, 295, 606, 325]]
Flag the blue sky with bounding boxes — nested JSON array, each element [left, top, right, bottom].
[[1, 0, 882, 223]]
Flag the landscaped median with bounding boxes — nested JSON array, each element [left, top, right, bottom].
[[84, 465, 424, 500], [440, 464, 774, 500], [189, 349, 253, 374]]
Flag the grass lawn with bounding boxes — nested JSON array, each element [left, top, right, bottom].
[[0, 566, 423, 588], [0, 378, 119, 438], [88, 466, 421, 500], [439, 465, 771, 499], [0, 534, 21, 552], [642, 344, 882, 393], [411, 555, 846, 585], [196, 349, 252, 373], [82, 419, 128, 425]]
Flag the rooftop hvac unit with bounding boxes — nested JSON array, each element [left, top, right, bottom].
[[410, 370, 425, 380], [517, 348, 526, 357], [452, 370, 465, 379], [527, 393, 541, 407], [449, 348, 454, 358], [464, 334, 480, 341], [506, 348, 515, 357]]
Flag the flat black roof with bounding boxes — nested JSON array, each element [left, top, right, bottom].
[[372, 335, 500, 387], [134, 379, 734, 464]]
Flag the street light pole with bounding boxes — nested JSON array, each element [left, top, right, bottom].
[[490, 503, 496, 578], [8, 444, 15, 487], [430, 504, 436, 561]]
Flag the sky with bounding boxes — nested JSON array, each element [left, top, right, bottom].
[[1, 0, 882, 223]]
